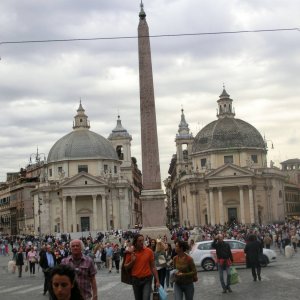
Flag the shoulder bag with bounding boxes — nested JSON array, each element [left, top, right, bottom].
[[121, 253, 132, 285]]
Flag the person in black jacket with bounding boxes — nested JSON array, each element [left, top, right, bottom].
[[212, 234, 234, 293], [39, 244, 57, 295], [15, 246, 25, 277], [244, 234, 263, 281]]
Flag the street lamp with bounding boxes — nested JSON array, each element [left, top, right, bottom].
[[28, 147, 46, 241]]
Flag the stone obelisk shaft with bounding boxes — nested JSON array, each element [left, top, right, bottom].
[[138, 14, 162, 191], [137, 6, 169, 238]]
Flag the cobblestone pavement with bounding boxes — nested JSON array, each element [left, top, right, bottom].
[[0, 248, 299, 300]]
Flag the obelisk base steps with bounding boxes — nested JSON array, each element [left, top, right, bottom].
[[140, 189, 171, 240]]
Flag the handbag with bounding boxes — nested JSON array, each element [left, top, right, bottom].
[[121, 254, 132, 285], [229, 266, 240, 285], [25, 264, 29, 272], [152, 288, 159, 300]]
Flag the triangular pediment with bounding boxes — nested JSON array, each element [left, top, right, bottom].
[[60, 172, 107, 187], [206, 163, 254, 179]]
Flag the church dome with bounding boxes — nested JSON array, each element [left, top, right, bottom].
[[192, 89, 266, 154], [47, 102, 118, 163]]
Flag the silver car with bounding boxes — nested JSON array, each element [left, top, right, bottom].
[[190, 239, 277, 271]]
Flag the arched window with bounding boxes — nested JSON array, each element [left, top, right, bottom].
[[116, 145, 124, 160]]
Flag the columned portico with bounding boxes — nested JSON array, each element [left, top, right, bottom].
[[205, 190, 210, 224], [101, 194, 107, 231], [92, 194, 97, 230], [62, 196, 67, 232], [192, 191, 198, 226], [71, 196, 76, 232], [248, 186, 255, 223], [239, 186, 245, 224], [209, 188, 215, 225], [218, 187, 224, 225]]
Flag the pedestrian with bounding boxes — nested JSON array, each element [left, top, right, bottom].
[[154, 239, 167, 288], [49, 264, 84, 300], [172, 240, 197, 300], [124, 234, 160, 300], [245, 234, 263, 281], [113, 244, 121, 273], [61, 239, 97, 300], [27, 246, 38, 275], [165, 243, 174, 292], [189, 239, 196, 253], [93, 244, 103, 270], [105, 243, 113, 273], [212, 234, 233, 293], [291, 231, 299, 252], [39, 244, 57, 295], [263, 234, 272, 249], [15, 246, 25, 277]]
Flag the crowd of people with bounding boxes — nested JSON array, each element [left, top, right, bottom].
[[0, 220, 299, 299]]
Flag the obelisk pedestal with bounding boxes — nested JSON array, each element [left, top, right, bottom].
[[140, 189, 170, 239]]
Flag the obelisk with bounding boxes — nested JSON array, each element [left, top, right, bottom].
[[138, 1, 169, 238]]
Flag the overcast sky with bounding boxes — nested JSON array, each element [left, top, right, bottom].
[[0, 0, 299, 182]]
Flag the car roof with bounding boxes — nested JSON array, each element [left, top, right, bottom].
[[195, 239, 245, 245]]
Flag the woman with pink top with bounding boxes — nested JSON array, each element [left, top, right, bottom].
[[27, 247, 38, 275]]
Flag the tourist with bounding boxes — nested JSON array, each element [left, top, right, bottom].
[[212, 234, 233, 293], [61, 239, 97, 300], [245, 234, 263, 281], [172, 240, 197, 300], [15, 246, 25, 277], [49, 264, 84, 300], [124, 234, 160, 300], [40, 244, 57, 295]]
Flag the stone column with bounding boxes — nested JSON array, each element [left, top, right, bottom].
[[102, 195, 107, 231], [209, 189, 215, 225], [248, 186, 255, 224], [239, 186, 245, 224], [71, 196, 76, 232], [218, 187, 224, 225], [92, 195, 97, 231], [192, 192, 198, 226], [205, 190, 210, 224], [62, 196, 67, 232], [178, 189, 183, 225]]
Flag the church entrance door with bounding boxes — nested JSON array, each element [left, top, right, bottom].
[[81, 217, 90, 231], [228, 208, 237, 224]]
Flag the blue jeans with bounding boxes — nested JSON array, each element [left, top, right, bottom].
[[217, 263, 231, 290], [174, 282, 194, 300], [165, 269, 173, 288], [132, 277, 152, 300]]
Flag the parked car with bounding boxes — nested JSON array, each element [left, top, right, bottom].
[[190, 239, 276, 271]]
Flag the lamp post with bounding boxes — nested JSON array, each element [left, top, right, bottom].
[[28, 147, 46, 242]]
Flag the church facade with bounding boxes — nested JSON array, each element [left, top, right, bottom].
[[31, 103, 142, 235], [165, 89, 287, 227]]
